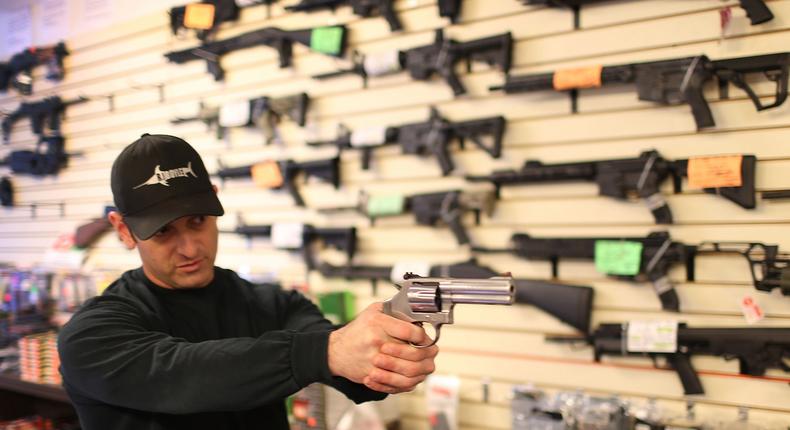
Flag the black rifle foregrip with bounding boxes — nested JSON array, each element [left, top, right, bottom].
[[658, 288, 681, 312], [651, 203, 674, 225], [286, 180, 306, 206], [740, 0, 774, 25], [381, 5, 403, 31], [668, 353, 705, 395], [445, 70, 467, 96], [446, 217, 470, 245]]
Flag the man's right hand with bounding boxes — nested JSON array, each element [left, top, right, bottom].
[[327, 303, 439, 394]]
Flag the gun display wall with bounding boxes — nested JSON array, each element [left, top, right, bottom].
[[1, 0, 790, 428]]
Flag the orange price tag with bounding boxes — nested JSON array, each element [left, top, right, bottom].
[[251, 161, 283, 189], [687, 155, 743, 189], [184, 3, 215, 30], [553, 65, 603, 91]]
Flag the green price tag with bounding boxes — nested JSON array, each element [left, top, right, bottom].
[[594, 240, 643, 276], [310, 26, 344, 55], [366, 194, 405, 217]]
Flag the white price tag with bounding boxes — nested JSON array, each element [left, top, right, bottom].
[[626, 320, 678, 353], [271, 223, 304, 249], [390, 260, 431, 284], [219, 100, 250, 127], [363, 50, 403, 76], [740, 295, 764, 324], [350, 126, 388, 147]]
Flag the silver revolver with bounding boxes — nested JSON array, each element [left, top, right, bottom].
[[382, 273, 514, 347]]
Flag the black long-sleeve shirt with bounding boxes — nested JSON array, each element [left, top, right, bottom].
[[58, 267, 385, 430]]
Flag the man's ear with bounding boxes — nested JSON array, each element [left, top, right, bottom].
[[107, 211, 137, 250], [212, 184, 218, 193]]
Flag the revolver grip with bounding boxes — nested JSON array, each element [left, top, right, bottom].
[[668, 353, 705, 395]]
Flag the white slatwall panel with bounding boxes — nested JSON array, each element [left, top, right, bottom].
[[1, 0, 789, 428]]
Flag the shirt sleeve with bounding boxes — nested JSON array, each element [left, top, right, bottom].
[[57, 294, 377, 415], [264, 285, 388, 404]]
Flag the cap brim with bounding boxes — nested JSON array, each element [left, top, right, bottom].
[[123, 189, 224, 240]]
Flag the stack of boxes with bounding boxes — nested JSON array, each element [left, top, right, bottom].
[[18, 331, 60, 386]]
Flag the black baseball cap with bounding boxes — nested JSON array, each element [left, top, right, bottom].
[[110, 134, 224, 240]]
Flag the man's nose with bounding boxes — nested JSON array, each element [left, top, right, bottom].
[[176, 231, 201, 257]]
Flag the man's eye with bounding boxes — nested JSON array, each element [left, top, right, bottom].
[[154, 226, 171, 237], [191, 215, 206, 225]]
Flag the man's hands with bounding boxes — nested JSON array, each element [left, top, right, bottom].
[[328, 303, 439, 394]]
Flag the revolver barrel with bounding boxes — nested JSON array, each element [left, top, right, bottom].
[[437, 278, 514, 305]]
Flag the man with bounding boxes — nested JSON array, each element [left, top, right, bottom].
[[58, 134, 438, 429]]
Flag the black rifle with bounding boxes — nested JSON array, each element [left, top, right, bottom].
[[307, 107, 505, 174], [170, 93, 309, 143], [523, 0, 773, 28], [399, 108, 505, 175], [0, 42, 69, 95], [0, 136, 69, 176], [215, 156, 340, 206], [286, 0, 403, 31], [306, 123, 398, 169], [169, 0, 277, 41], [491, 52, 790, 130], [550, 323, 790, 395], [690, 242, 790, 297], [474, 231, 692, 312], [467, 150, 757, 224], [2, 96, 88, 144], [228, 223, 356, 270], [313, 29, 511, 95], [320, 189, 494, 246], [164, 25, 347, 81], [319, 258, 594, 333]]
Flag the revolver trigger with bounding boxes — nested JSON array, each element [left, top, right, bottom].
[[409, 322, 441, 349]]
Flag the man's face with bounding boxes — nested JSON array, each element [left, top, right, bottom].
[[134, 215, 219, 289]]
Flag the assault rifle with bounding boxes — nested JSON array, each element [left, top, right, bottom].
[[466, 150, 757, 224], [227, 222, 356, 270], [164, 25, 347, 80], [0, 136, 69, 176], [474, 231, 693, 312], [306, 107, 504, 173], [285, 0, 462, 32], [320, 189, 494, 246], [286, 0, 402, 31], [491, 52, 790, 130], [0, 42, 69, 95], [523, 0, 773, 28], [550, 323, 790, 395], [171, 93, 309, 143], [215, 156, 339, 206], [313, 29, 511, 95], [2, 96, 88, 144], [319, 258, 595, 333], [169, 0, 277, 41]]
